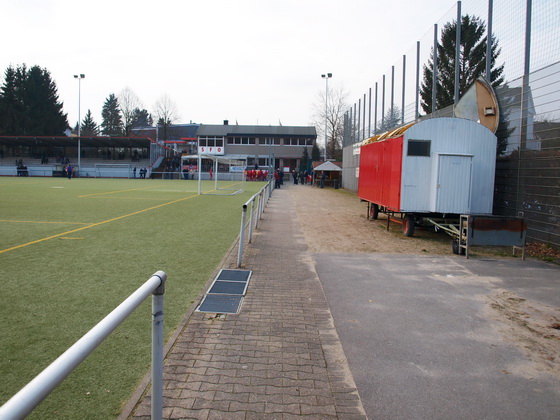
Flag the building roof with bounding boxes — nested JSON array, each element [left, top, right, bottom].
[[313, 161, 342, 171], [131, 124, 200, 140], [0, 136, 154, 149], [196, 124, 317, 138]]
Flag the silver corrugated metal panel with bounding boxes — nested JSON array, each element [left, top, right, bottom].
[[400, 117, 496, 214]]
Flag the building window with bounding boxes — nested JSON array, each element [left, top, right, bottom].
[[199, 136, 224, 148], [407, 140, 431, 156], [285, 138, 308, 146], [262, 137, 281, 145], [226, 136, 256, 145]]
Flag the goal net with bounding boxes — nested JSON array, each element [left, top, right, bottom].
[[94, 163, 132, 178], [197, 155, 247, 195]]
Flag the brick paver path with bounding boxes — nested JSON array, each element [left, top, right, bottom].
[[123, 187, 367, 419]]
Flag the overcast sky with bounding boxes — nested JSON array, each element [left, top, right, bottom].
[[1, 0, 457, 130]]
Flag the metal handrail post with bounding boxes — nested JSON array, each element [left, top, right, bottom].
[[260, 187, 266, 216], [237, 204, 248, 267], [237, 182, 272, 267], [264, 183, 268, 207], [248, 198, 256, 243], [151, 278, 166, 420], [263, 183, 268, 209], [255, 191, 261, 228], [0, 271, 167, 420]]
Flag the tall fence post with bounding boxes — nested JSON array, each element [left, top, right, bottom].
[[432, 23, 438, 114]]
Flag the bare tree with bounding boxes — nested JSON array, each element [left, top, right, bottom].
[[153, 94, 179, 141], [119, 87, 143, 136], [312, 85, 349, 161]]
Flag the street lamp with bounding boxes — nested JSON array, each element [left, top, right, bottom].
[[321, 73, 332, 162], [74, 74, 85, 174]]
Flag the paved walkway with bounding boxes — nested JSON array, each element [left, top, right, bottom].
[[122, 186, 367, 419]]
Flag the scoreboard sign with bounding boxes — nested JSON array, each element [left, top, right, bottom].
[[198, 146, 224, 155]]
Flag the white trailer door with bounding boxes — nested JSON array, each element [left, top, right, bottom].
[[435, 154, 473, 214]]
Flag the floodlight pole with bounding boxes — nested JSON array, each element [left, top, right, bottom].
[[74, 74, 85, 175], [321, 73, 332, 162]]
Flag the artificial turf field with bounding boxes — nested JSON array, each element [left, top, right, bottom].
[[0, 176, 265, 419]]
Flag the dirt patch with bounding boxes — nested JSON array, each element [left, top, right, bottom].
[[289, 186, 451, 255], [526, 242, 560, 264], [487, 290, 560, 377]]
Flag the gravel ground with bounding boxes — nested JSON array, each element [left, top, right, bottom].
[[289, 184, 455, 255]]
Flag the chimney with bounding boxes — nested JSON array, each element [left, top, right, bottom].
[[224, 120, 229, 125]]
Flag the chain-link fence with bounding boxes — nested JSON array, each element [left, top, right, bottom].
[[342, 0, 560, 247]]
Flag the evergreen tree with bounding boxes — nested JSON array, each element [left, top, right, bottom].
[[81, 109, 99, 136], [101, 93, 123, 136], [300, 147, 310, 172], [311, 142, 321, 162], [420, 15, 504, 114], [378, 106, 402, 133], [131, 108, 153, 127], [0, 64, 68, 135], [0, 65, 26, 135], [24, 66, 69, 135]]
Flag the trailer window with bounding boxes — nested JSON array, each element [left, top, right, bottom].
[[408, 140, 431, 156]]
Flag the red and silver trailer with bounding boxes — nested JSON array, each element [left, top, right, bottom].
[[358, 117, 497, 236]]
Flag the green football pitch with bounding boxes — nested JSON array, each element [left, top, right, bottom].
[[0, 177, 265, 419]]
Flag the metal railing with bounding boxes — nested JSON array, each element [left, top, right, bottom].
[[0, 271, 167, 420], [237, 181, 274, 267]]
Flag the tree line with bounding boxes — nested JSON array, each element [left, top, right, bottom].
[[0, 65, 68, 136], [0, 65, 179, 138]]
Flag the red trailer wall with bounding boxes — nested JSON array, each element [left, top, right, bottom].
[[358, 136, 403, 211]]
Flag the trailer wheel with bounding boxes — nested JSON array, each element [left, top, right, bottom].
[[370, 204, 379, 220], [403, 214, 415, 237]]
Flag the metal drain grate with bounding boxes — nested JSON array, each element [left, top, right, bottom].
[[216, 269, 252, 282], [197, 269, 252, 314], [208, 281, 247, 295], [197, 295, 244, 314]]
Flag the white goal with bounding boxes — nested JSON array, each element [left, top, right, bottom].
[[94, 163, 132, 178], [197, 155, 247, 195]]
